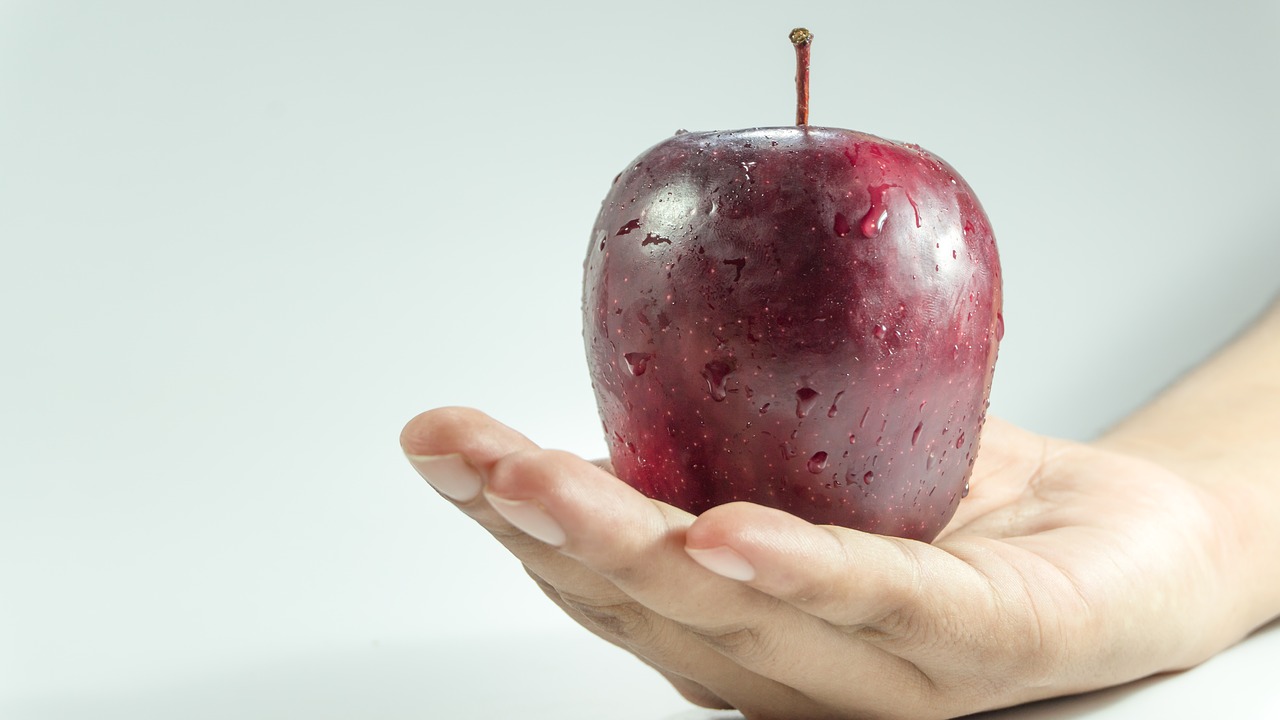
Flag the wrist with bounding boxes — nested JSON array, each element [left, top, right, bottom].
[[1095, 434, 1280, 640], [1095, 298, 1280, 637], [1214, 474, 1280, 632]]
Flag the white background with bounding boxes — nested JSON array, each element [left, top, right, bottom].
[[2, 1, 1278, 718]]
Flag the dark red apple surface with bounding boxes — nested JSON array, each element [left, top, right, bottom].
[[582, 35, 1001, 542]]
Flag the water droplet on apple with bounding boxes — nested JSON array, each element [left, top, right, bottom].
[[873, 324, 888, 340], [911, 421, 923, 446], [641, 232, 671, 246], [848, 433, 857, 444], [961, 480, 971, 498], [861, 208, 888, 238], [862, 471, 874, 485], [673, 128, 689, 135], [996, 312, 1005, 341], [702, 360, 732, 401], [616, 219, 641, 236], [807, 452, 828, 474], [623, 352, 653, 377], [955, 430, 966, 449], [860, 184, 896, 238], [833, 212, 851, 237], [759, 402, 771, 415], [795, 387, 820, 418], [828, 390, 845, 418]]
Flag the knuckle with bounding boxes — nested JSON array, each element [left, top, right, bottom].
[[685, 622, 773, 662], [555, 590, 653, 642]]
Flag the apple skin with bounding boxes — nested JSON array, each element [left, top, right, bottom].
[[582, 126, 1001, 541]]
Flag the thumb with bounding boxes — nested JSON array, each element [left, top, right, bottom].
[[684, 502, 988, 633]]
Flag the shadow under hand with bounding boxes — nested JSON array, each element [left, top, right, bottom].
[[7, 632, 690, 720], [11, 619, 1278, 720]]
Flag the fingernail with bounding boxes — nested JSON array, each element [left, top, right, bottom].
[[485, 492, 567, 547], [686, 545, 756, 582], [405, 453, 482, 502]]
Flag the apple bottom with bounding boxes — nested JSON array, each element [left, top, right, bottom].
[[599, 367, 989, 542]]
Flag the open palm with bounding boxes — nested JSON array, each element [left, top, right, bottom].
[[403, 407, 1256, 719]]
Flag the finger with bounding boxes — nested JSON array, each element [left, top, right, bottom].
[[401, 408, 602, 595], [401, 409, 642, 644], [400, 408, 606, 591], [484, 451, 935, 715], [401, 409, 829, 712], [488, 450, 823, 716], [400, 406, 538, 503], [401, 410, 645, 630], [484, 448, 765, 625], [686, 501, 990, 638], [400, 406, 538, 462], [402, 418, 811, 714]]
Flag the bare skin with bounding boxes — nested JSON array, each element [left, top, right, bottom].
[[401, 299, 1280, 719]]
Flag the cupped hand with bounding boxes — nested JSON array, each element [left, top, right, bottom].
[[401, 407, 1255, 720]]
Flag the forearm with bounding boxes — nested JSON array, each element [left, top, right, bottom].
[[1096, 297, 1280, 627]]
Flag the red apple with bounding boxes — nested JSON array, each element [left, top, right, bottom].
[[582, 30, 1001, 541]]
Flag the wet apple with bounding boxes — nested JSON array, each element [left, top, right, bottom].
[[582, 30, 1002, 541]]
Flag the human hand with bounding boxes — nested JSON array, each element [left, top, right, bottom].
[[401, 407, 1267, 719]]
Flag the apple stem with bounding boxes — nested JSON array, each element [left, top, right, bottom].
[[790, 28, 813, 126]]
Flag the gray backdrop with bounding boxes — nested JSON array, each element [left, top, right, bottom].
[[3, 1, 1277, 717]]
